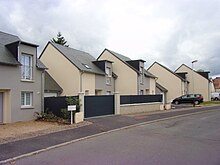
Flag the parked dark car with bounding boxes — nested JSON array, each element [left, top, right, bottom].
[[172, 94, 203, 105]]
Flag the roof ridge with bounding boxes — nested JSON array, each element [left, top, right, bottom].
[[0, 31, 20, 39], [50, 42, 91, 55], [106, 48, 131, 60]]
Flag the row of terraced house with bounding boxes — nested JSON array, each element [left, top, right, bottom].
[[0, 31, 212, 123]]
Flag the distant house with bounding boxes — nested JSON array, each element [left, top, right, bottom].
[[213, 77, 220, 92], [40, 42, 115, 96], [147, 62, 188, 102], [97, 49, 157, 95], [0, 31, 46, 123], [175, 64, 211, 101]]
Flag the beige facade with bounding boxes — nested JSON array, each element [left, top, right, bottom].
[[175, 64, 210, 101], [40, 42, 115, 96], [0, 43, 44, 123], [98, 49, 156, 95], [98, 50, 137, 94], [148, 62, 188, 102], [40, 44, 80, 96]]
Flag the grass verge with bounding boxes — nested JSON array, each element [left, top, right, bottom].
[[202, 101, 220, 106]]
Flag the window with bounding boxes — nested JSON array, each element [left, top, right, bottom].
[[85, 90, 89, 95], [106, 77, 111, 85], [21, 54, 33, 80], [140, 66, 144, 84], [21, 92, 33, 107], [140, 90, 144, 95], [106, 67, 111, 77]]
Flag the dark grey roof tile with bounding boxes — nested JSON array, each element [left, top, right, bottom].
[[51, 42, 105, 75]]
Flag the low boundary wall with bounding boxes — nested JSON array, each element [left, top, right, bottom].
[[120, 102, 163, 115]]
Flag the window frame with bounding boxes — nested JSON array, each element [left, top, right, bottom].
[[140, 66, 144, 84], [21, 91, 33, 108], [21, 53, 33, 81], [106, 67, 111, 77]]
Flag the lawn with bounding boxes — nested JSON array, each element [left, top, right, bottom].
[[202, 101, 220, 106]]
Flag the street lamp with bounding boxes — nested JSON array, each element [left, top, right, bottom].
[[192, 60, 198, 94]]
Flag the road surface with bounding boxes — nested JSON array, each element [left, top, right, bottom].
[[5, 109, 220, 165]]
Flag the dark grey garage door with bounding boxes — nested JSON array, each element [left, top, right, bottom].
[[0, 92, 3, 123], [84, 95, 114, 118]]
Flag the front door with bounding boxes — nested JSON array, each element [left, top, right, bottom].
[[0, 92, 3, 123]]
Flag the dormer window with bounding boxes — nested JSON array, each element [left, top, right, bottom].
[[21, 53, 33, 80], [83, 64, 91, 69], [106, 67, 111, 77], [140, 66, 144, 84]]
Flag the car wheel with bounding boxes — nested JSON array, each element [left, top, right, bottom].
[[194, 100, 199, 105], [174, 101, 179, 105], [214, 97, 219, 101]]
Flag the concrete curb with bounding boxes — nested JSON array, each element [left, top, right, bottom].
[[0, 107, 218, 164]]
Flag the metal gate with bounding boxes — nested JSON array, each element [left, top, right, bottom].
[[84, 95, 114, 118], [0, 92, 3, 123]]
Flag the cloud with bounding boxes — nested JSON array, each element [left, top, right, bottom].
[[0, 0, 220, 76]]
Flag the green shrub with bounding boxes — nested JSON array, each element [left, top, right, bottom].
[[35, 111, 58, 121], [61, 108, 71, 119], [65, 96, 81, 112]]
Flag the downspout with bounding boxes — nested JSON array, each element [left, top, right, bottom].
[[137, 74, 139, 95], [113, 76, 116, 93], [41, 71, 45, 112], [208, 80, 210, 101], [80, 71, 84, 92]]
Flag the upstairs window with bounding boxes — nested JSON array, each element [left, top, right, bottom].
[[106, 67, 111, 77], [140, 66, 144, 84], [106, 77, 111, 85], [21, 54, 33, 80]]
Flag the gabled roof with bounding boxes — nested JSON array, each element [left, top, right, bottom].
[[175, 64, 210, 80], [156, 82, 168, 93], [45, 71, 63, 93], [0, 31, 20, 45], [144, 70, 157, 78], [98, 48, 141, 74], [0, 44, 20, 65], [0, 31, 20, 65], [107, 49, 131, 61], [148, 62, 187, 82], [41, 42, 105, 75], [0, 31, 39, 66], [36, 59, 47, 70]]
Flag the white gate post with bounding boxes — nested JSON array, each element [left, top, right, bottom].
[[114, 92, 120, 115], [78, 92, 85, 119]]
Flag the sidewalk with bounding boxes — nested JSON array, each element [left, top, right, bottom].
[[0, 105, 219, 164]]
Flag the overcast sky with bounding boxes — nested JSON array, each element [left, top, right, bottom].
[[0, 0, 220, 77]]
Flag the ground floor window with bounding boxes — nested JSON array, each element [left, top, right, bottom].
[[21, 92, 33, 108], [140, 90, 144, 95]]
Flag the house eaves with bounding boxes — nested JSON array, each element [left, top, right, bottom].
[[45, 71, 63, 93], [98, 48, 140, 74], [144, 69, 157, 78], [36, 59, 47, 70], [21, 41, 39, 47], [156, 82, 168, 93], [40, 42, 105, 76], [175, 64, 210, 81], [148, 62, 188, 82], [0, 31, 21, 66]]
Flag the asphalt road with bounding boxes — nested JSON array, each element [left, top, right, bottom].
[[6, 109, 220, 165]]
